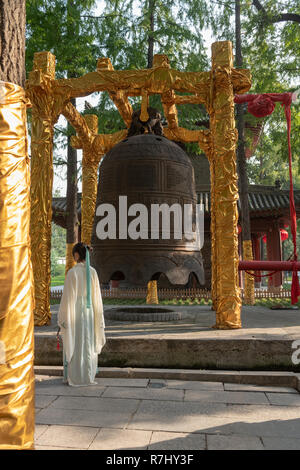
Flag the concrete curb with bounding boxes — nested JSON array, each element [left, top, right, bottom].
[[34, 366, 300, 391], [34, 334, 300, 371]]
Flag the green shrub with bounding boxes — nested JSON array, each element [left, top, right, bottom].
[[51, 263, 65, 277]]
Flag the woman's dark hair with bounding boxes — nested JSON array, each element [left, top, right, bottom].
[[72, 243, 92, 262]]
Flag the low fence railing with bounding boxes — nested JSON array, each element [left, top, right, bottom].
[[251, 288, 291, 299], [50, 286, 292, 301]]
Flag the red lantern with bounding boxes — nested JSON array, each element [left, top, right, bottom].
[[262, 234, 267, 243], [280, 229, 288, 241]]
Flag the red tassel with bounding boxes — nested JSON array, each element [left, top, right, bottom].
[[56, 337, 60, 351]]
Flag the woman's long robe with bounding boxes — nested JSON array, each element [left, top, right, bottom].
[[58, 263, 106, 386]]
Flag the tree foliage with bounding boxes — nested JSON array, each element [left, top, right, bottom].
[[203, 0, 300, 187], [26, 0, 100, 77], [26, 0, 300, 187], [83, 0, 212, 149]]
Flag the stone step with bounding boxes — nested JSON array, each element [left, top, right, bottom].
[[34, 365, 300, 391]]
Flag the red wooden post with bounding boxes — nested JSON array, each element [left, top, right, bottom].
[[252, 234, 261, 287], [266, 226, 283, 287]]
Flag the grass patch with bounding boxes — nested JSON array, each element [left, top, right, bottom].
[[103, 298, 146, 305], [102, 297, 213, 306], [51, 275, 65, 287], [160, 297, 212, 306], [253, 297, 299, 309], [51, 292, 297, 309]]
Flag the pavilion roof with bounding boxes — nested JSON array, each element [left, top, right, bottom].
[[197, 185, 300, 216]]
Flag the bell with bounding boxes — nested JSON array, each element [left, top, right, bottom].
[[91, 132, 205, 288]]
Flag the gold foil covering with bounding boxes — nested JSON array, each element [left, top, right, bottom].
[[93, 129, 128, 155], [210, 42, 242, 329], [0, 82, 35, 449], [140, 89, 150, 122], [65, 243, 76, 275], [26, 52, 59, 326], [55, 67, 211, 103], [81, 160, 99, 245], [146, 281, 159, 304], [242, 239, 255, 305], [207, 153, 218, 311]]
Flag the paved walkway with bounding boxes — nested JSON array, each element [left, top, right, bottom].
[[35, 373, 300, 450], [42, 304, 300, 340]]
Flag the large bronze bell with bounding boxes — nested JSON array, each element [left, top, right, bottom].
[[91, 130, 205, 288]]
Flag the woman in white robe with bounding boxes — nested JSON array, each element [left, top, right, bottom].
[[58, 243, 106, 386]]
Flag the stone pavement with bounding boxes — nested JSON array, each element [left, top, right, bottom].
[[34, 372, 300, 450], [41, 304, 300, 339]]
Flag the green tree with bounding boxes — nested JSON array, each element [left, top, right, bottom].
[[84, 0, 211, 139], [50, 190, 66, 276], [26, 0, 100, 77], [204, 0, 300, 188]]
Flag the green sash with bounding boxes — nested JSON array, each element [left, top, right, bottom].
[[86, 247, 92, 308]]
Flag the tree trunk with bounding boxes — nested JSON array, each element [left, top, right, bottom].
[[0, 0, 25, 87], [235, 0, 254, 305], [252, 0, 300, 24], [235, 0, 251, 241], [66, 98, 78, 247], [65, 0, 78, 271], [147, 0, 155, 68]]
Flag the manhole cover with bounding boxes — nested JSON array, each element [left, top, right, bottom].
[[105, 306, 184, 322]]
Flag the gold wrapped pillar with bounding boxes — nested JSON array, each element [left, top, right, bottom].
[[26, 52, 58, 326], [208, 155, 218, 311], [210, 42, 241, 329], [65, 109, 101, 247], [0, 83, 35, 449], [243, 239, 255, 305], [65, 243, 76, 275], [146, 281, 159, 304], [81, 115, 100, 245]]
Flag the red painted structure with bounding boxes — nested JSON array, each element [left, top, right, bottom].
[[239, 260, 300, 271]]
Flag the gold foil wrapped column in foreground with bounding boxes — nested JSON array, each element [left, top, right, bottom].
[[210, 42, 242, 329], [243, 239, 255, 305], [26, 52, 57, 326], [0, 83, 35, 449]]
